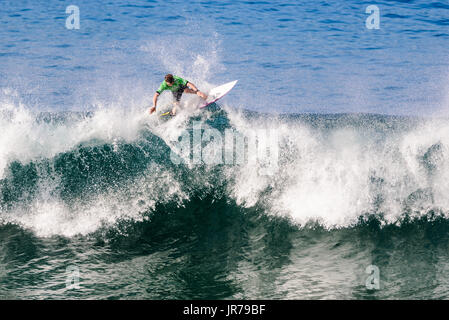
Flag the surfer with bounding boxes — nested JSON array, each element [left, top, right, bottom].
[[149, 74, 207, 116]]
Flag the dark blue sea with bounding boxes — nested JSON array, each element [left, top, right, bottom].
[[1, 0, 449, 300]]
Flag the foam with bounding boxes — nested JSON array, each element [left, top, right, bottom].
[[0, 97, 147, 179], [224, 109, 449, 229], [3, 162, 187, 237]]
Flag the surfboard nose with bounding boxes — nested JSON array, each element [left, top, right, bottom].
[[200, 80, 238, 109]]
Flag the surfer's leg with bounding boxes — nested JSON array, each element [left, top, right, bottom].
[[172, 88, 183, 102], [171, 89, 183, 115], [171, 101, 180, 116]]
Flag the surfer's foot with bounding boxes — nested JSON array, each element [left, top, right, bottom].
[[170, 102, 180, 116]]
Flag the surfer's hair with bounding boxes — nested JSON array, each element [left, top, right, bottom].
[[165, 74, 174, 84]]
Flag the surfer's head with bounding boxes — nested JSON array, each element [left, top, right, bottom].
[[165, 74, 174, 86]]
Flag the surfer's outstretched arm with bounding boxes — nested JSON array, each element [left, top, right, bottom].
[[186, 82, 207, 100], [149, 92, 160, 114]]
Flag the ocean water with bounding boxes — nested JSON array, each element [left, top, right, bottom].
[[1, 0, 449, 300]]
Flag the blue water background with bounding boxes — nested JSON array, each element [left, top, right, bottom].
[[1, 0, 449, 115]]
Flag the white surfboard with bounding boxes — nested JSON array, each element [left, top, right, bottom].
[[200, 80, 238, 109]]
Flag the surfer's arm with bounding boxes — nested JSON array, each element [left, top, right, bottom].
[[186, 82, 199, 93], [186, 82, 207, 100], [149, 92, 160, 114]]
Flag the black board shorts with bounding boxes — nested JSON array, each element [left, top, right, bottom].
[[172, 82, 189, 102]]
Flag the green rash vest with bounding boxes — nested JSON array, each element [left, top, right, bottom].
[[156, 76, 189, 94]]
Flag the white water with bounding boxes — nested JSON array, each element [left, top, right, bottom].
[[2, 88, 449, 237], [226, 111, 449, 229]]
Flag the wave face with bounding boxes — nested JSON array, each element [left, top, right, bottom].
[[2, 103, 449, 299], [2, 104, 449, 235]]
